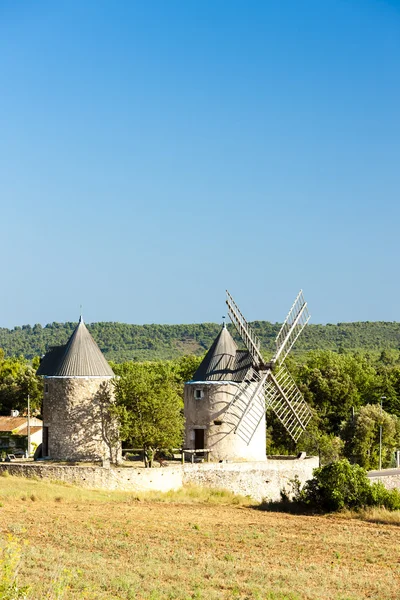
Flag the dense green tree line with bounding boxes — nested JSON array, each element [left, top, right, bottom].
[[268, 349, 400, 467], [110, 350, 400, 469], [1, 320, 400, 362], [1, 344, 400, 470]]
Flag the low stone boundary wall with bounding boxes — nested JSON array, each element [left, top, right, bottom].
[[183, 458, 319, 501], [368, 470, 400, 491], [0, 463, 183, 493], [0, 456, 319, 502]]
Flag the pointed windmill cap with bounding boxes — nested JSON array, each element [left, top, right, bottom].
[[37, 317, 114, 377], [191, 324, 240, 381]]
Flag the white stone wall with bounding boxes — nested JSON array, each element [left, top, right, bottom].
[[0, 456, 319, 502], [368, 472, 400, 491], [184, 382, 266, 462], [0, 463, 182, 492], [183, 458, 319, 501], [30, 429, 43, 452]]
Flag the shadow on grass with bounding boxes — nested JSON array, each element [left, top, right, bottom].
[[254, 498, 400, 526], [254, 498, 321, 515]]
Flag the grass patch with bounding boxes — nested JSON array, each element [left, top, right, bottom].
[[132, 485, 252, 505], [0, 475, 251, 507]]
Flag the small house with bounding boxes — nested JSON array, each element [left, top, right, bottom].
[[0, 415, 43, 456]]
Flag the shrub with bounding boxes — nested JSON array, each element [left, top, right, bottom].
[[383, 489, 400, 511], [299, 459, 400, 512], [366, 482, 400, 511], [300, 459, 372, 511]]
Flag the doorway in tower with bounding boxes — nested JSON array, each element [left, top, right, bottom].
[[42, 426, 49, 457], [194, 428, 205, 456]]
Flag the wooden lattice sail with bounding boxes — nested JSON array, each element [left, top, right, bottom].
[[225, 290, 312, 444]]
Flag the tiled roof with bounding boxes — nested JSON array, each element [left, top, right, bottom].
[[0, 417, 43, 432], [191, 325, 253, 382], [18, 426, 42, 436], [37, 317, 114, 377]]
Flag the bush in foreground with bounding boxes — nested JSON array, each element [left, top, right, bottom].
[[300, 459, 400, 512], [300, 459, 371, 511], [262, 459, 400, 513]]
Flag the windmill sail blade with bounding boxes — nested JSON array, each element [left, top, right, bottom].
[[226, 290, 264, 368], [264, 364, 312, 443], [273, 290, 310, 365], [224, 369, 267, 445]]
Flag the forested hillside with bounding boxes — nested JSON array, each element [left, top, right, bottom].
[[0, 320, 400, 362]]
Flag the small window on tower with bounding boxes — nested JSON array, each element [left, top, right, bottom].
[[45, 383, 49, 393], [194, 389, 204, 400]]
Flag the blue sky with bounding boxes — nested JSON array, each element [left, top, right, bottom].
[[1, 0, 399, 328]]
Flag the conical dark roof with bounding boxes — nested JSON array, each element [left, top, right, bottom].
[[37, 317, 114, 377], [191, 324, 253, 382]]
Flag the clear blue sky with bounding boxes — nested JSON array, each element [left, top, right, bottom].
[[1, 0, 399, 328]]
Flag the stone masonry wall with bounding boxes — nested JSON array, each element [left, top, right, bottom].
[[0, 463, 182, 493], [183, 457, 319, 501], [43, 378, 121, 463], [0, 456, 319, 502], [368, 471, 400, 491]]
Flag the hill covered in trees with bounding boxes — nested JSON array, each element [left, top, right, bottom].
[[0, 320, 400, 362]]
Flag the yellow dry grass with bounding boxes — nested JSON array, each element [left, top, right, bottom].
[[0, 476, 399, 599], [334, 506, 400, 526]]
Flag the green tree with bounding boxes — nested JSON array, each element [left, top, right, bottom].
[[0, 354, 42, 415], [298, 351, 378, 434], [96, 382, 121, 464], [171, 354, 203, 387], [267, 409, 345, 465], [298, 425, 344, 465], [374, 366, 400, 417], [342, 403, 400, 469], [113, 362, 184, 467]]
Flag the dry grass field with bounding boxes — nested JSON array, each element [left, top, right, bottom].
[[0, 475, 399, 600]]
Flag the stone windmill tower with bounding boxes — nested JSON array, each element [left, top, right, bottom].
[[184, 322, 261, 461], [37, 317, 121, 463], [184, 291, 313, 462]]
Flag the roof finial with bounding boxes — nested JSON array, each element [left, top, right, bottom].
[[79, 305, 83, 324], [222, 316, 226, 328]]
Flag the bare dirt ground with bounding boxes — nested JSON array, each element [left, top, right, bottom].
[[0, 477, 399, 599]]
